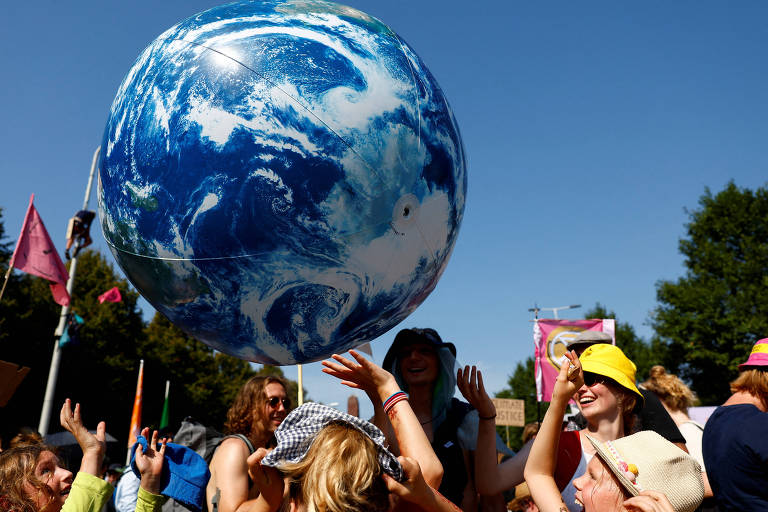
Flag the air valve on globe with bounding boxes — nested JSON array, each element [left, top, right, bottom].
[[99, 0, 466, 364]]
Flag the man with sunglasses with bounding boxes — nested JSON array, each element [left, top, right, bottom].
[[206, 376, 290, 512]]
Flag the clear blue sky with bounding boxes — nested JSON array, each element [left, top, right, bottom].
[[2, 1, 766, 419]]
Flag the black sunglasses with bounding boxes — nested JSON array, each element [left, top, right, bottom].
[[267, 396, 291, 409], [583, 372, 609, 387]]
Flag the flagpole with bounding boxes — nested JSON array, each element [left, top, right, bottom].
[[297, 364, 304, 406], [0, 196, 35, 305], [38, 146, 100, 436]]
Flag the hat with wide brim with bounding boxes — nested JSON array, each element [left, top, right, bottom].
[[382, 328, 456, 373], [586, 431, 704, 512], [739, 338, 768, 370], [580, 344, 644, 407]]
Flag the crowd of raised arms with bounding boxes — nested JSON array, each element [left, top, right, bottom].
[[2, 329, 767, 512]]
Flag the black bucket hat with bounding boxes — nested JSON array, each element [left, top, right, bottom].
[[382, 328, 456, 372]]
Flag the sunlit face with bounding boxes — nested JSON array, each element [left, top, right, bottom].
[[572, 457, 627, 512], [23, 451, 73, 512], [398, 343, 439, 387], [576, 374, 622, 425], [262, 382, 289, 433]]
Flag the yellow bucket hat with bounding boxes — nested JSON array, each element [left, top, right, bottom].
[[580, 344, 644, 406]]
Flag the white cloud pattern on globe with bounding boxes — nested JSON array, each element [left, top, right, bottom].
[[99, 0, 466, 364]]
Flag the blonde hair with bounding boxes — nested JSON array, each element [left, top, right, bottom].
[[642, 365, 695, 413], [279, 422, 389, 512], [0, 445, 57, 512], [730, 368, 768, 409]]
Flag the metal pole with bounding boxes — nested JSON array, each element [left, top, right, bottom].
[[38, 146, 100, 435], [297, 364, 304, 406]]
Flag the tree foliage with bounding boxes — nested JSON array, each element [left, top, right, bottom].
[[0, 207, 303, 455], [652, 182, 768, 405], [495, 357, 546, 451], [583, 303, 655, 381]]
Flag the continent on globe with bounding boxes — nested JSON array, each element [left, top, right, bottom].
[[99, 0, 466, 364]]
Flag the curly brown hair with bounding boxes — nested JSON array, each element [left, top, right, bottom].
[[642, 365, 695, 413], [224, 375, 288, 447], [0, 445, 58, 512]]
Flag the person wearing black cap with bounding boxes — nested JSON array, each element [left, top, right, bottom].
[[378, 328, 506, 511]]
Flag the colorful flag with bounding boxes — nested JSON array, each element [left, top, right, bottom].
[[98, 286, 122, 304], [10, 195, 70, 306], [159, 380, 170, 430], [127, 360, 144, 451], [59, 313, 84, 347], [533, 318, 615, 402]]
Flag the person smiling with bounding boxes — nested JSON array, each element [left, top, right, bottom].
[[524, 351, 704, 512], [458, 344, 644, 512], [0, 399, 166, 512], [207, 376, 290, 512]]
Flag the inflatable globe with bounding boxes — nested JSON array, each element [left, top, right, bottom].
[[99, 0, 466, 364]]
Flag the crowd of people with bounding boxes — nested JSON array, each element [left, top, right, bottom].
[[1, 329, 766, 512]]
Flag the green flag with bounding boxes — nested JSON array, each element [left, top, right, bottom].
[[160, 380, 170, 429]]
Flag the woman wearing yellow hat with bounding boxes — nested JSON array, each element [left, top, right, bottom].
[[458, 343, 645, 512]]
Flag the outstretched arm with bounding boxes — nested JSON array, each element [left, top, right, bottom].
[[457, 366, 530, 495], [322, 350, 443, 488], [60, 398, 106, 476], [523, 351, 583, 512]]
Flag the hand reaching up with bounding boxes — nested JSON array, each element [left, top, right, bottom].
[[135, 427, 167, 495], [321, 350, 399, 402], [247, 448, 285, 510], [60, 399, 105, 475], [552, 350, 583, 403], [456, 366, 496, 420]]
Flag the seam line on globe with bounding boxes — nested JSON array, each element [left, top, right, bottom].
[[171, 37, 390, 189]]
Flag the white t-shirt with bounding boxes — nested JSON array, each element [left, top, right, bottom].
[[678, 420, 705, 469]]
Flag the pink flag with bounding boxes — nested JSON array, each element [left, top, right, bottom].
[[10, 195, 70, 306], [98, 286, 122, 304], [533, 318, 615, 402]]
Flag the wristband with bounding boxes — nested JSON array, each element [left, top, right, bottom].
[[478, 413, 497, 420], [383, 391, 408, 414]]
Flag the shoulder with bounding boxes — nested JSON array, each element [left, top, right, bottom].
[[211, 436, 250, 466]]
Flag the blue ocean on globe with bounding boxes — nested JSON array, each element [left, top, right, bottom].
[[99, 0, 466, 364]]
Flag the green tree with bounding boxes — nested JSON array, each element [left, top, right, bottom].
[[583, 304, 655, 381], [652, 182, 768, 405]]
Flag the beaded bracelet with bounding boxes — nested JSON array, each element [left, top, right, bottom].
[[383, 391, 408, 414]]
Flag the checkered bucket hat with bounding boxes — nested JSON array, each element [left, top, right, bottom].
[[261, 402, 404, 481]]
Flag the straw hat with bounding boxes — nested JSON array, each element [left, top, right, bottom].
[[586, 431, 704, 512], [739, 338, 768, 370], [580, 343, 644, 407]]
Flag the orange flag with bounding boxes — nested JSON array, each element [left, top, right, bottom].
[[10, 195, 70, 306], [127, 359, 144, 449]]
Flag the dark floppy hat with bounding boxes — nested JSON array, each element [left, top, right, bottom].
[[382, 328, 456, 371], [567, 330, 613, 351]]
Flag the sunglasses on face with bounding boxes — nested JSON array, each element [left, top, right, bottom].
[[583, 372, 609, 387], [266, 396, 291, 409]]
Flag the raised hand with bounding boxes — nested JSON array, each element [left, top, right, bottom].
[[456, 366, 496, 419], [135, 427, 167, 495], [59, 398, 106, 475], [552, 350, 583, 403], [247, 448, 284, 510], [321, 350, 399, 401]]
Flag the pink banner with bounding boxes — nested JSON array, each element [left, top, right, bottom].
[[534, 318, 615, 402], [10, 195, 70, 306]]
